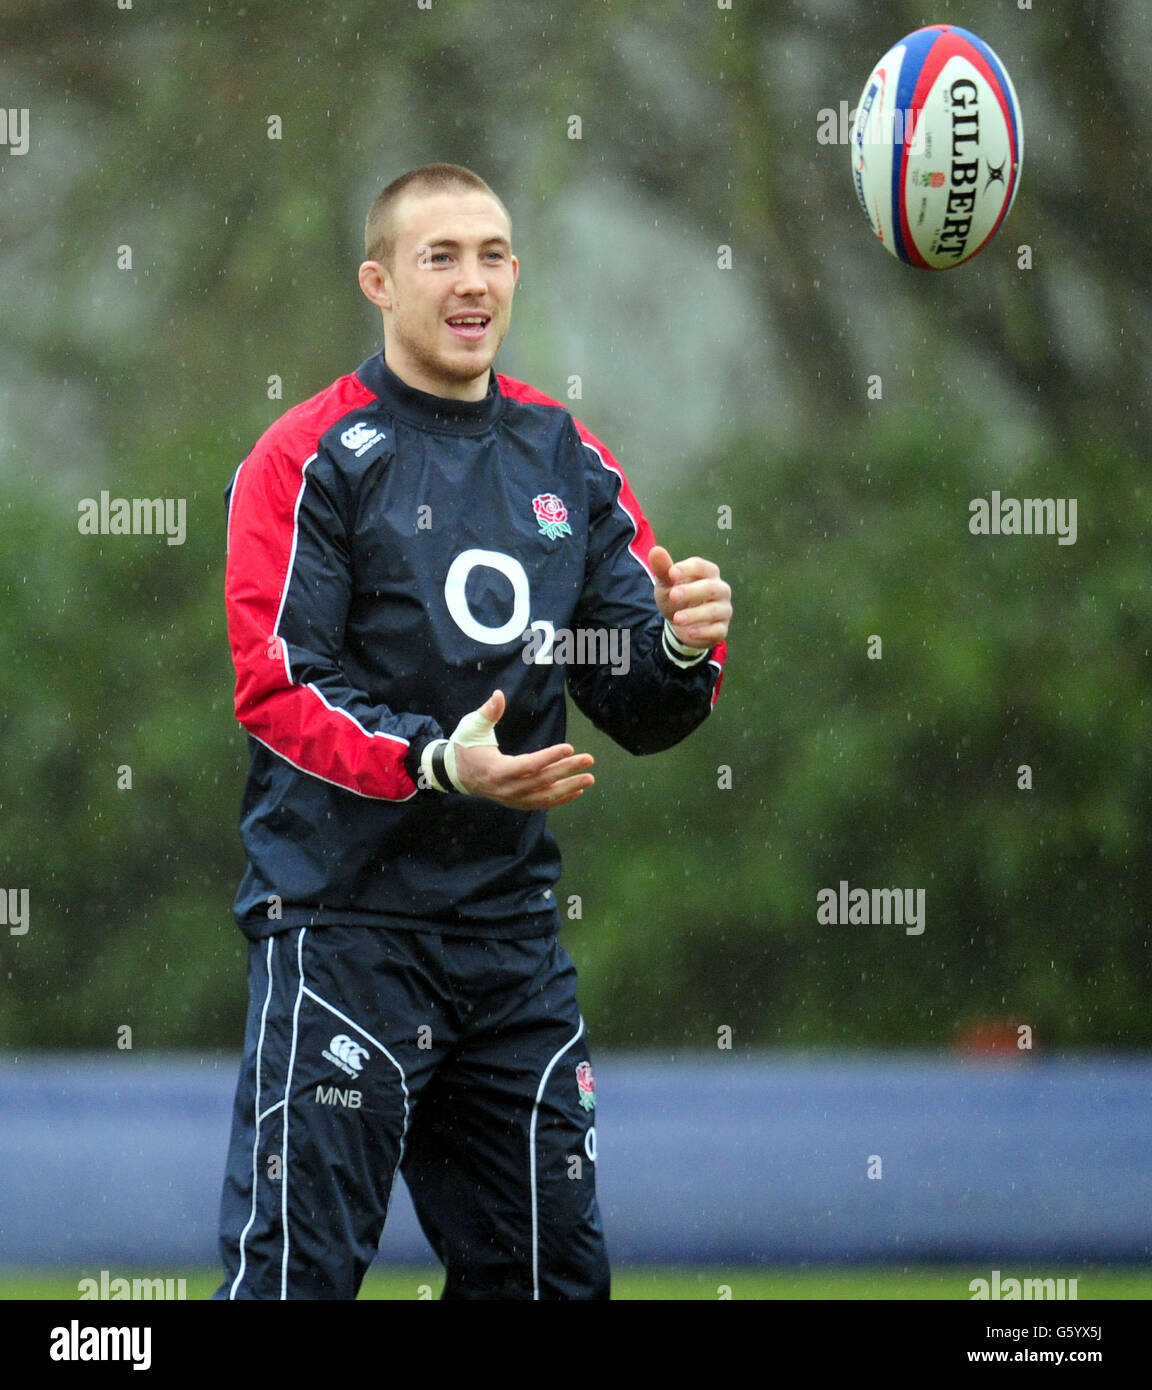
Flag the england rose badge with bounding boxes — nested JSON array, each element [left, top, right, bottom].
[[532, 492, 572, 541], [576, 1060, 596, 1111]]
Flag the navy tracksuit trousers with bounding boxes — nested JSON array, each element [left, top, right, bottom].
[[214, 923, 609, 1300]]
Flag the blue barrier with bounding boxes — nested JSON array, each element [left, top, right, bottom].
[[1, 1052, 1149, 1268]]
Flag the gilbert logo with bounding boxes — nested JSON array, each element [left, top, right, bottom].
[[340, 421, 387, 456], [322, 1033, 369, 1078]]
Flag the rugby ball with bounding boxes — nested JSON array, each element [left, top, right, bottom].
[[849, 25, 1023, 269]]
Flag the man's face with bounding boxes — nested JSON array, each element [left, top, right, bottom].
[[362, 189, 519, 401]]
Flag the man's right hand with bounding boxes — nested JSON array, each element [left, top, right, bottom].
[[452, 690, 595, 810]]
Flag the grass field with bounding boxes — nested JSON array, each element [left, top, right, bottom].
[[3, 1265, 1149, 1300]]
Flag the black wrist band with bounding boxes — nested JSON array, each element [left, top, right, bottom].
[[431, 740, 453, 794]]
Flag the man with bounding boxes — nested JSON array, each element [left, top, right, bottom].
[[215, 163, 731, 1300]]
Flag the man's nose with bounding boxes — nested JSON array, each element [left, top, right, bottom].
[[454, 258, 489, 294]]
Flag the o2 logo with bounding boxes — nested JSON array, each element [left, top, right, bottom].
[[444, 548, 554, 659]]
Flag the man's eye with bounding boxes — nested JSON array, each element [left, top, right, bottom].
[[430, 253, 451, 265]]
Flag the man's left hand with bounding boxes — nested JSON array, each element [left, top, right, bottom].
[[649, 546, 732, 651]]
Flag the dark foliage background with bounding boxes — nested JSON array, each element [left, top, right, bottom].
[[1, 0, 1148, 1048]]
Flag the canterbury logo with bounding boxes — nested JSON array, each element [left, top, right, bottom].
[[322, 1033, 370, 1078], [339, 421, 387, 456]]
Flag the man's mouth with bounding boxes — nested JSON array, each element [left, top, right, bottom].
[[445, 314, 492, 340]]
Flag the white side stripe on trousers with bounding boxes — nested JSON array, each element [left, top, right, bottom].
[[230, 937, 276, 1300], [278, 928, 308, 1300], [529, 1015, 587, 1301]]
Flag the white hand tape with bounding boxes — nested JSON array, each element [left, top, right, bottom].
[[444, 703, 500, 793], [449, 706, 501, 748]]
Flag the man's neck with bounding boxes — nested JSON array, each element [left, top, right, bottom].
[[381, 346, 490, 403]]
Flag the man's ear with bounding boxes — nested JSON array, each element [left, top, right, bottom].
[[358, 260, 392, 310]]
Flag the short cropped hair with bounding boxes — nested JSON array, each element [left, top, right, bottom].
[[364, 164, 512, 267]]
